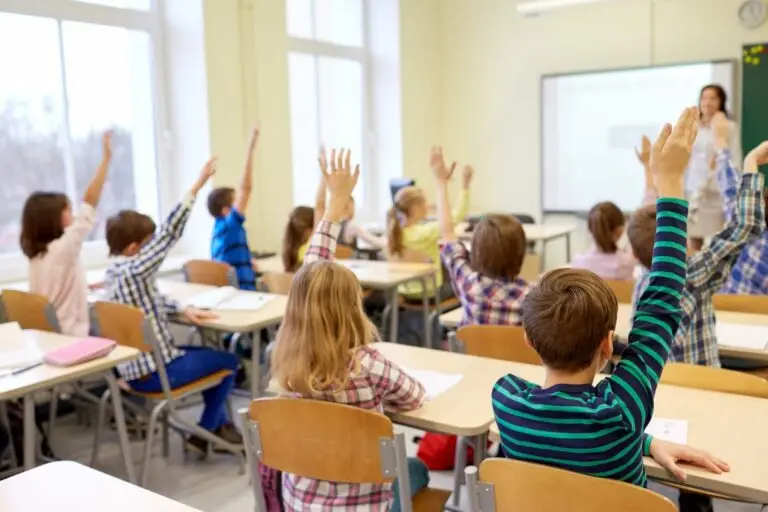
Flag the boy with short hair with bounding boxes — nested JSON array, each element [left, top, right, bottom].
[[492, 108, 729, 491], [434, 149, 529, 327], [208, 125, 260, 290]]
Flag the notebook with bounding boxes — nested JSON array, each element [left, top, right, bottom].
[[43, 337, 116, 367], [716, 322, 768, 351], [0, 322, 43, 370], [644, 418, 688, 444], [402, 367, 463, 400], [185, 286, 273, 311]]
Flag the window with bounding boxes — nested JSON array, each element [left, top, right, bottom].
[[286, 0, 372, 215], [0, 1, 164, 276]]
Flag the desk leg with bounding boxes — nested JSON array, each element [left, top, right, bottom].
[[23, 394, 35, 471], [422, 277, 431, 349], [251, 331, 261, 398], [389, 287, 399, 343], [565, 232, 572, 263], [105, 373, 137, 485]]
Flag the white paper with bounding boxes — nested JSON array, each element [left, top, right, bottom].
[[0, 322, 43, 370], [645, 418, 688, 444], [402, 367, 463, 400], [716, 322, 768, 351], [185, 286, 273, 311], [216, 294, 273, 311], [185, 286, 239, 309]]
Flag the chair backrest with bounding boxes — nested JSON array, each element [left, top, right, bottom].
[[512, 213, 536, 225], [713, 294, 768, 314], [259, 272, 295, 295], [468, 459, 676, 512], [519, 253, 541, 283], [660, 362, 768, 399], [335, 245, 355, 260], [183, 259, 237, 287], [0, 289, 60, 332], [92, 301, 152, 353], [605, 279, 634, 304], [456, 325, 542, 366]]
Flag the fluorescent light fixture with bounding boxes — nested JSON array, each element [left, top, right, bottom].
[[517, 0, 625, 15]]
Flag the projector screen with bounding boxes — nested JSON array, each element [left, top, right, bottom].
[[541, 61, 736, 213]]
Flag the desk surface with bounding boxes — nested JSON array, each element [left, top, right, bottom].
[[0, 461, 202, 511], [0, 331, 139, 400], [256, 256, 435, 288], [376, 342, 768, 504], [158, 280, 287, 333], [455, 222, 575, 242]]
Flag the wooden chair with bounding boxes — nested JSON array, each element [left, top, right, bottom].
[[240, 398, 450, 512], [90, 301, 244, 487], [713, 294, 768, 314], [605, 279, 634, 304], [660, 362, 768, 399], [465, 459, 676, 512], [183, 259, 238, 287], [519, 253, 542, 283], [0, 289, 61, 332], [259, 272, 295, 295], [335, 245, 355, 260], [454, 325, 541, 366]]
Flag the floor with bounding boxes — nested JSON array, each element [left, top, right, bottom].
[[18, 394, 760, 512]]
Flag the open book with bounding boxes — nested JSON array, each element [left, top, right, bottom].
[[185, 286, 273, 311], [716, 322, 768, 351], [0, 322, 43, 371]]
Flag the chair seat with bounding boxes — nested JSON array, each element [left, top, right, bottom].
[[127, 369, 234, 400], [412, 487, 451, 512]]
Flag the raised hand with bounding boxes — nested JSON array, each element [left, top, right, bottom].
[[190, 157, 218, 195], [650, 106, 699, 198], [248, 123, 261, 151], [102, 131, 114, 162], [744, 141, 768, 174], [323, 148, 360, 201], [430, 146, 456, 183], [318, 145, 329, 175], [462, 164, 475, 190], [635, 135, 651, 167]]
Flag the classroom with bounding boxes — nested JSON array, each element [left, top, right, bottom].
[[1, 0, 768, 511]]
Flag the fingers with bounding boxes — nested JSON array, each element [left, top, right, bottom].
[[448, 161, 457, 178], [336, 147, 345, 172], [687, 120, 699, 150], [670, 107, 694, 141], [666, 459, 688, 481], [344, 148, 351, 172], [685, 450, 727, 475], [653, 123, 672, 155], [352, 164, 360, 185]]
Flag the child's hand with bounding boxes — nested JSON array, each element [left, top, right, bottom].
[[322, 148, 360, 222], [318, 145, 329, 176], [183, 307, 220, 325], [461, 164, 475, 190], [744, 141, 768, 174], [430, 146, 456, 184], [650, 106, 699, 198], [634, 135, 651, 167], [648, 438, 729, 482], [102, 130, 114, 162], [190, 157, 217, 195], [248, 123, 261, 151], [712, 112, 730, 150]]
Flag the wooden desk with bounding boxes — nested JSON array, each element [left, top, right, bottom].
[[157, 280, 288, 397], [376, 343, 768, 505], [0, 461, 202, 511], [0, 331, 140, 482], [439, 308, 463, 329]]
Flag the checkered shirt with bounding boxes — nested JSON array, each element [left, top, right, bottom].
[[105, 197, 193, 381], [631, 151, 764, 367], [260, 218, 427, 511], [439, 240, 529, 328]]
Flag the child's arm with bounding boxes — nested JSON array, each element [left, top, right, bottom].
[[452, 166, 472, 223], [369, 349, 426, 411], [233, 124, 259, 215], [130, 158, 217, 277], [313, 146, 329, 228], [607, 108, 696, 434], [686, 140, 766, 294]]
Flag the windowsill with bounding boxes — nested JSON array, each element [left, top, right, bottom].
[[0, 254, 190, 292]]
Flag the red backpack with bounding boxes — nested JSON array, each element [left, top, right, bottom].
[[416, 433, 477, 471]]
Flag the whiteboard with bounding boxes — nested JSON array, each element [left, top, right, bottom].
[[541, 61, 736, 213]]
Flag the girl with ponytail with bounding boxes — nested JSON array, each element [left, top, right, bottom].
[[571, 201, 635, 280]]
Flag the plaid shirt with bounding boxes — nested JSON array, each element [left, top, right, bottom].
[[439, 240, 529, 328], [631, 150, 764, 367], [105, 197, 194, 381], [261, 219, 427, 511]]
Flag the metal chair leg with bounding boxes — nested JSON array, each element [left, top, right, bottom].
[[161, 411, 170, 458], [0, 402, 19, 468], [90, 389, 112, 467], [141, 401, 167, 488], [48, 386, 60, 442], [451, 436, 470, 506]]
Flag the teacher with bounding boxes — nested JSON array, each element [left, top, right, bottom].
[[686, 84, 741, 252]]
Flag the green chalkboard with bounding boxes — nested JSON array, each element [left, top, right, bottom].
[[742, 42, 768, 182]]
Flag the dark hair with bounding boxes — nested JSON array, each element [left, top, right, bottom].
[[699, 84, 729, 117], [207, 187, 235, 217], [627, 205, 656, 269], [588, 202, 625, 253], [470, 214, 527, 280], [523, 268, 617, 372], [106, 210, 156, 256], [20, 192, 71, 259], [282, 206, 315, 272]]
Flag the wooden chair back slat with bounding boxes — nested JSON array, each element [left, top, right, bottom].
[[519, 254, 541, 283], [478, 458, 676, 512], [605, 280, 634, 304], [183, 260, 236, 287], [660, 363, 768, 399], [335, 245, 355, 260], [713, 294, 768, 314], [93, 301, 152, 353], [0, 290, 59, 332], [248, 398, 394, 483], [260, 273, 295, 295], [456, 325, 542, 366]]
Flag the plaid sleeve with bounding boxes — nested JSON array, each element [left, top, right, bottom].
[[440, 240, 476, 292], [368, 349, 426, 411], [717, 149, 741, 222], [687, 162, 765, 295], [130, 197, 193, 278], [303, 220, 340, 264], [160, 294, 181, 315]]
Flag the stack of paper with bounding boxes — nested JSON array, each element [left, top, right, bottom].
[[402, 367, 463, 400], [716, 322, 768, 351], [644, 418, 688, 444], [186, 287, 273, 311], [0, 322, 43, 371]]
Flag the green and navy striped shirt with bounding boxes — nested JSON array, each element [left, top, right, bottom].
[[492, 197, 689, 487]]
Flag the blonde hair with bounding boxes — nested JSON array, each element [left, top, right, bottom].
[[387, 186, 425, 256], [270, 260, 379, 395]]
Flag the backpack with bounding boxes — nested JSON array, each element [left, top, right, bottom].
[[416, 433, 477, 471]]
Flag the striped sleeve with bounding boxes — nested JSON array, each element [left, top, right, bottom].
[[607, 197, 688, 435], [303, 220, 341, 264]]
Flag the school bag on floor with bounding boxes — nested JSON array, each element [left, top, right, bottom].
[[416, 433, 477, 471]]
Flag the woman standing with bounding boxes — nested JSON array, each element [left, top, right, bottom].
[[686, 84, 741, 251]]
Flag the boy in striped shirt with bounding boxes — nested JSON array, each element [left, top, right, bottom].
[[492, 108, 728, 497]]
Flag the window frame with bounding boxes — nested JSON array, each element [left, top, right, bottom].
[[286, 0, 377, 222], [0, 0, 171, 282]]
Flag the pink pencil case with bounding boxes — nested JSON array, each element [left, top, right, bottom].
[[43, 337, 117, 367]]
